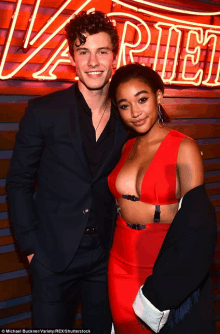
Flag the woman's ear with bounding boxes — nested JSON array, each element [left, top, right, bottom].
[[156, 89, 163, 105]]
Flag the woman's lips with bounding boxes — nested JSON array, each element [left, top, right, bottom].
[[132, 117, 147, 126]]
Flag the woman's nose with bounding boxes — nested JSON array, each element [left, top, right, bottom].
[[131, 106, 142, 118]]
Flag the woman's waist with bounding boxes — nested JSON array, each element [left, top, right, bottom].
[[116, 216, 171, 233], [110, 216, 170, 267], [116, 200, 178, 225]]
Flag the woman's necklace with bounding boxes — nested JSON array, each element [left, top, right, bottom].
[[95, 101, 109, 132]]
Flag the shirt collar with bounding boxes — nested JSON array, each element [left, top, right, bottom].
[[75, 82, 118, 120], [75, 82, 92, 117]]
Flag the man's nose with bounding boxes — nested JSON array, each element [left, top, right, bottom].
[[88, 53, 100, 67]]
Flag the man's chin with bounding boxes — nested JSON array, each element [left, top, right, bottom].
[[80, 80, 110, 91]]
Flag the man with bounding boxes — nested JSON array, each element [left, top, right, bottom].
[[6, 11, 127, 332]]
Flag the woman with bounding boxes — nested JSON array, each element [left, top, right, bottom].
[[107, 63, 217, 333]]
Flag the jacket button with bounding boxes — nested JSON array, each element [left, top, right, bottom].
[[83, 208, 89, 214]]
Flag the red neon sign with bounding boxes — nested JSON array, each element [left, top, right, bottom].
[[0, 0, 220, 87]]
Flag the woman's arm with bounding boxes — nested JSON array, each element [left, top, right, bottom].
[[177, 137, 204, 198]]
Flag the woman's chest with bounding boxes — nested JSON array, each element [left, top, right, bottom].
[[116, 144, 160, 197]]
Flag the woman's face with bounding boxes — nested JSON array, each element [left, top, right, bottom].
[[116, 78, 163, 134]]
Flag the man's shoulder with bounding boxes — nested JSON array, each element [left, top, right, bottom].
[[28, 84, 76, 109]]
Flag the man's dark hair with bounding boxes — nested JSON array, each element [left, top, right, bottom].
[[65, 11, 119, 58], [109, 63, 171, 122]]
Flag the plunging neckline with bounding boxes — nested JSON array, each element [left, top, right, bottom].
[[120, 130, 173, 201]]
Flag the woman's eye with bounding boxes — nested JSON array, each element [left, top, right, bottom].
[[119, 104, 128, 110], [139, 97, 148, 103]]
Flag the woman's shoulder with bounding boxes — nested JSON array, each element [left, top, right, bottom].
[[178, 134, 201, 157], [168, 129, 200, 154], [176, 131, 204, 197]]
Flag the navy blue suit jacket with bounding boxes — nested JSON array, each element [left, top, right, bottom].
[[7, 84, 128, 272]]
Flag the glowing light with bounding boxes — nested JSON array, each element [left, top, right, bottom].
[[0, 0, 92, 79], [132, 0, 220, 16], [107, 12, 151, 68], [28, 0, 73, 47], [154, 23, 204, 86], [33, 39, 70, 80], [112, 0, 220, 29], [87, 8, 95, 14], [1, 0, 220, 87], [29, 6, 95, 80], [111, 0, 220, 87], [181, 29, 204, 86], [31, 7, 95, 80], [0, 0, 22, 78], [23, 0, 41, 49], [202, 30, 220, 86], [153, 23, 182, 83]]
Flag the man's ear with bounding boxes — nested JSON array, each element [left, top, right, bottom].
[[69, 53, 76, 66], [112, 54, 117, 66]]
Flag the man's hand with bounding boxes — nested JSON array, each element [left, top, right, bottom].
[[27, 254, 34, 264]]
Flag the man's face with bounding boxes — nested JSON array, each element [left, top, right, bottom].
[[71, 32, 114, 91]]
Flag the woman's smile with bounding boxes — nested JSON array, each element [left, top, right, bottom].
[[131, 116, 148, 126], [116, 78, 162, 135]]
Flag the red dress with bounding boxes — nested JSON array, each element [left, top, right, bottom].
[[107, 130, 186, 334]]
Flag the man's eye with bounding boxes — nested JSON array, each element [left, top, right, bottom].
[[80, 51, 87, 55], [99, 50, 107, 54], [139, 97, 148, 103]]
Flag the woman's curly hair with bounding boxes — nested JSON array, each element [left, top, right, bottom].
[[65, 11, 119, 58]]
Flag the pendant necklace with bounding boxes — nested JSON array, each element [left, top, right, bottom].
[[95, 101, 109, 132]]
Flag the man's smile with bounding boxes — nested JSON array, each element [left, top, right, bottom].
[[86, 70, 103, 75]]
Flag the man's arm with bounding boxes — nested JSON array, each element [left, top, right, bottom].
[[6, 102, 44, 256]]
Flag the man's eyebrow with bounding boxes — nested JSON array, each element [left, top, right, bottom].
[[75, 47, 88, 52], [97, 47, 112, 51], [75, 47, 112, 52]]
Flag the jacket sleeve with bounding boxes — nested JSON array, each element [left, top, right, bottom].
[[141, 185, 217, 311], [6, 101, 44, 255], [133, 287, 170, 333]]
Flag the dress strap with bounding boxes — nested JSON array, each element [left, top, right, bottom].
[[153, 205, 161, 222], [122, 194, 140, 202]]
